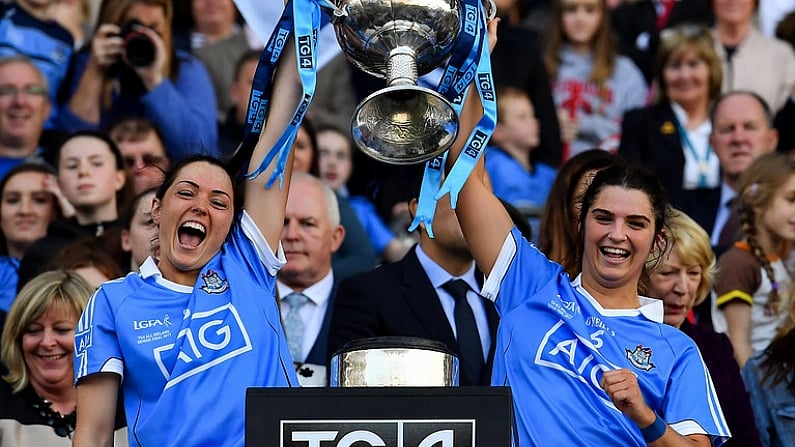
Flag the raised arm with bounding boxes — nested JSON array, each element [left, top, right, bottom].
[[448, 18, 512, 277], [65, 25, 122, 126], [243, 38, 303, 251]]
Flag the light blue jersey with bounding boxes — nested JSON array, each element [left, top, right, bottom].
[[75, 211, 298, 447], [482, 227, 730, 446]]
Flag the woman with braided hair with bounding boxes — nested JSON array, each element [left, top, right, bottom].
[[712, 151, 795, 368]]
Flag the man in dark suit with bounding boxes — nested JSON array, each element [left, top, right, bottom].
[[329, 177, 499, 386], [277, 172, 346, 385], [691, 91, 778, 329], [709, 91, 779, 253]]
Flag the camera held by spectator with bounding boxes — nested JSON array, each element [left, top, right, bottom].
[[119, 19, 156, 67]]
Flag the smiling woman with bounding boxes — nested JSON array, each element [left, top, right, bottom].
[[456, 162, 731, 446], [0, 163, 62, 311], [449, 27, 731, 440], [71, 23, 306, 447], [648, 209, 761, 447], [619, 24, 724, 228], [0, 270, 127, 446]]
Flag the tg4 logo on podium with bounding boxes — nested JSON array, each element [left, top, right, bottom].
[[282, 419, 475, 447]]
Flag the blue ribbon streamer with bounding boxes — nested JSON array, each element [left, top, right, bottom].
[[435, 25, 497, 209], [410, 0, 489, 235], [237, 0, 319, 189]]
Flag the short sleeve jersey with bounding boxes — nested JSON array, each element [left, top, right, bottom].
[[712, 243, 792, 352], [481, 227, 730, 446], [74, 211, 298, 447]]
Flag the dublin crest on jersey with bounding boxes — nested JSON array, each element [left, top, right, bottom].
[[200, 269, 229, 294], [625, 345, 655, 371]]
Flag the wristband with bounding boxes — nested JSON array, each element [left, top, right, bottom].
[[640, 413, 667, 444]]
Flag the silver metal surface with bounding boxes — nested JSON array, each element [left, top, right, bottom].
[[484, 0, 497, 20], [330, 0, 462, 164], [330, 336, 459, 387]]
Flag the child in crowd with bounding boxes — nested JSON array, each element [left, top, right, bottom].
[[316, 125, 412, 264], [16, 130, 127, 290], [485, 86, 556, 242], [283, 117, 377, 279], [713, 152, 795, 368], [543, 0, 646, 159], [742, 295, 795, 447]]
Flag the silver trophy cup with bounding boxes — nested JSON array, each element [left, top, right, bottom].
[[330, 337, 459, 387], [329, 0, 462, 164]]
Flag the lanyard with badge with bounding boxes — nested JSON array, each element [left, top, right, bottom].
[[674, 118, 713, 189]]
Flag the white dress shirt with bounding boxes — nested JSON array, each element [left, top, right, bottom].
[[415, 245, 492, 360], [277, 270, 334, 362]]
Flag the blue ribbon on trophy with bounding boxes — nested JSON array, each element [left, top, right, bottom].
[[436, 16, 496, 209], [232, 0, 320, 188], [410, 0, 496, 235], [324, 0, 492, 236]]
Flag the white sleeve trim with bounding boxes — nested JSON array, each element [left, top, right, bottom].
[[240, 210, 287, 276], [669, 419, 731, 445], [669, 420, 707, 437], [99, 358, 124, 378], [481, 232, 517, 301]]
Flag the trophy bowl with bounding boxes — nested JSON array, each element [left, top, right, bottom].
[[331, 0, 462, 164], [330, 336, 459, 387]]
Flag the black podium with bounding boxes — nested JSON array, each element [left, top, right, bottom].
[[246, 386, 512, 446]]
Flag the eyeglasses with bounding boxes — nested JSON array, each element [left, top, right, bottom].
[[124, 154, 166, 168], [0, 85, 48, 98]]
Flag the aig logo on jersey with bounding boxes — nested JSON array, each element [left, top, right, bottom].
[[534, 320, 621, 409], [282, 420, 474, 447], [153, 303, 253, 389]]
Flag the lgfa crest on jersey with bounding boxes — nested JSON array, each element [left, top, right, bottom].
[[626, 345, 655, 371], [200, 269, 229, 294]]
